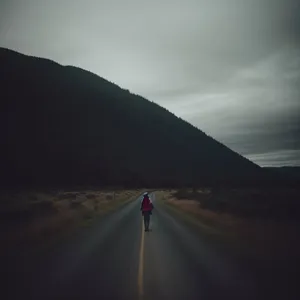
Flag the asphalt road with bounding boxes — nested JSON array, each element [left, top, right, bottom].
[[2, 193, 297, 300]]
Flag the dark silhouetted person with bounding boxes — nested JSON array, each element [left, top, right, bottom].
[[140, 192, 153, 231]]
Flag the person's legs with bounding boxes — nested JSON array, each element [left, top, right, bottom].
[[144, 212, 150, 231], [143, 213, 147, 229]]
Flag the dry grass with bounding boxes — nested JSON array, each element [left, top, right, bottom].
[[158, 190, 300, 260], [0, 189, 142, 252]]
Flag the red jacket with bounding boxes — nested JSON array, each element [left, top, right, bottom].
[[141, 195, 153, 212]]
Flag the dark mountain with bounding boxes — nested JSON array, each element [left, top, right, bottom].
[[0, 47, 272, 188], [264, 167, 300, 183]]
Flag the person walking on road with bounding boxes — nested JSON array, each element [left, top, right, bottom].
[[140, 192, 154, 231]]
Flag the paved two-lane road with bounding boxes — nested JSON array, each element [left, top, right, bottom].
[[2, 193, 296, 300]]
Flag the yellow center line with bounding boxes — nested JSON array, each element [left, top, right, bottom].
[[138, 217, 145, 299]]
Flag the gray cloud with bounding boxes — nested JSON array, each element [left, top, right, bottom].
[[1, 0, 299, 166], [247, 150, 300, 167]]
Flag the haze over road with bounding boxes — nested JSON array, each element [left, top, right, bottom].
[[2, 193, 296, 300]]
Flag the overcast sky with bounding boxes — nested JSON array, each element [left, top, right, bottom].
[[1, 0, 299, 166]]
